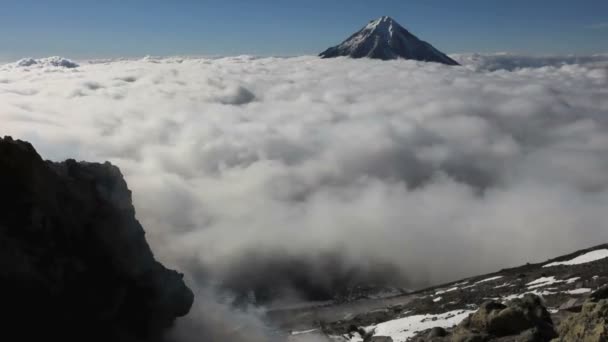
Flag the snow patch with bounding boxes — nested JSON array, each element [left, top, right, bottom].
[[566, 288, 592, 295], [566, 277, 580, 284], [527, 276, 563, 289], [291, 328, 320, 335], [544, 249, 608, 267], [502, 290, 556, 301], [435, 287, 458, 295], [357, 310, 474, 342], [475, 276, 504, 284], [433, 296, 443, 302]]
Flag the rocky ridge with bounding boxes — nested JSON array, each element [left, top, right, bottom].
[[0, 136, 193, 341]]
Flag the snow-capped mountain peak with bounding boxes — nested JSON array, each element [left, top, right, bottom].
[[320, 16, 459, 65], [364, 16, 396, 33]]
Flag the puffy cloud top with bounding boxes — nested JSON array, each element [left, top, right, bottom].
[[5, 56, 80, 69], [1, 54, 608, 296]]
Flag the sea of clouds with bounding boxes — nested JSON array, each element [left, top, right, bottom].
[[1, 53, 608, 339]]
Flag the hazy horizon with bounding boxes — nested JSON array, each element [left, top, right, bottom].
[[1, 0, 607, 61]]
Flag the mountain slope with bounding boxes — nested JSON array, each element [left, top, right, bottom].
[[320, 16, 459, 65], [275, 244, 608, 341]]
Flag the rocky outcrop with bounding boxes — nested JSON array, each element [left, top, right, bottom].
[[553, 287, 608, 341], [0, 136, 193, 341], [413, 294, 557, 341]]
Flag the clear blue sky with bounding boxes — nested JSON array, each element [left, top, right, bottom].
[[0, 0, 607, 60]]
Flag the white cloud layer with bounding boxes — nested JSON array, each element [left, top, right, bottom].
[[1, 55, 608, 300], [451, 52, 608, 71]]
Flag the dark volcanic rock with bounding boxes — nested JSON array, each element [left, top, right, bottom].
[[320, 16, 459, 65], [0, 136, 193, 341]]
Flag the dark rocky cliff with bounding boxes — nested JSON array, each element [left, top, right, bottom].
[[0, 136, 193, 341]]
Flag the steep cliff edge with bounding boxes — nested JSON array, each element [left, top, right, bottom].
[[0, 136, 193, 341]]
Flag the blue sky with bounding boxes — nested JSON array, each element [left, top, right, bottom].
[[0, 0, 607, 60]]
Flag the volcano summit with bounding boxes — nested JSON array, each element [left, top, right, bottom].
[[320, 16, 459, 65]]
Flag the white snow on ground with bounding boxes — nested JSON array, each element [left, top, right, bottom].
[[566, 288, 592, 295], [435, 287, 458, 295], [527, 276, 563, 289], [544, 249, 608, 267], [502, 290, 556, 301], [433, 296, 443, 302], [566, 287, 593, 294], [291, 329, 320, 335], [566, 277, 580, 284], [475, 276, 504, 284], [357, 310, 474, 342]]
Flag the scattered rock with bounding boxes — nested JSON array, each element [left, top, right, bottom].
[[0, 136, 193, 341], [412, 294, 557, 341]]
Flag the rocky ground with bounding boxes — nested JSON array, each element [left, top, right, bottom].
[[273, 245, 608, 341]]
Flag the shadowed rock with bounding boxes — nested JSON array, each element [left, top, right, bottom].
[[0, 136, 193, 342]]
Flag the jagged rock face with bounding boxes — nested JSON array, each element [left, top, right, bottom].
[[0, 137, 193, 342], [320, 16, 459, 65]]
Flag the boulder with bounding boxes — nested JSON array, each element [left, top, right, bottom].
[[428, 327, 448, 338], [370, 337, 394, 342], [0, 136, 193, 341], [590, 286, 608, 302], [413, 294, 557, 342], [554, 289, 608, 342], [454, 294, 557, 341]]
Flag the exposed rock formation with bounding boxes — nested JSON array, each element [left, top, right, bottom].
[[553, 287, 608, 341], [411, 294, 558, 341], [0, 136, 193, 341]]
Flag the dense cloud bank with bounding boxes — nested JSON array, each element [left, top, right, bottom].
[[1, 54, 608, 311], [451, 52, 608, 71]]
